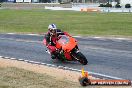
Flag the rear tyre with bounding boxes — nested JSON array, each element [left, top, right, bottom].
[[76, 52, 88, 65]]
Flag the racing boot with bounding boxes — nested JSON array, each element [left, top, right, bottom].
[[51, 54, 56, 59]]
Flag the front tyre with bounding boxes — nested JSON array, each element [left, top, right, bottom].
[[76, 52, 88, 65]]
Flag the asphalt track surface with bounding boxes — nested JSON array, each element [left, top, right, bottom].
[[0, 33, 132, 80]]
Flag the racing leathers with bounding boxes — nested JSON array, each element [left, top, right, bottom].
[[44, 29, 70, 59]]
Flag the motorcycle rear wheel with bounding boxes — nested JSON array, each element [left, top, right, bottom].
[[76, 52, 88, 65]]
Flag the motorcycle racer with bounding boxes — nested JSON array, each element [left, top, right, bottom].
[[44, 24, 70, 59]]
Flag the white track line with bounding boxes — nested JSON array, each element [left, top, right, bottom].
[[0, 56, 3, 58], [27, 34, 40, 36], [88, 71, 123, 80], [7, 33, 16, 35], [0, 56, 126, 80], [10, 58, 17, 60], [73, 36, 81, 38], [3, 33, 132, 41], [55, 66, 123, 80]]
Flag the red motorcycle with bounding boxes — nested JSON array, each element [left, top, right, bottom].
[[43, 35, 88, 65]]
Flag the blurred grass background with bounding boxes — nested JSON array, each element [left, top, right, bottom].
[[0, 9, 132, 36]]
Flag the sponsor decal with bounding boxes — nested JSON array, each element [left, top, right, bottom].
[[79, 68, 131, 86]]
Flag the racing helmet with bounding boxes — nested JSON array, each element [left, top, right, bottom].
[[48, 24, 57, 35]]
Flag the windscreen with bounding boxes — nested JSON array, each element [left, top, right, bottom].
[[58, 35, 69, 45]]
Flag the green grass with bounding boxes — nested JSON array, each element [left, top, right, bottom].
[[0, 67, 81, 88], [0, 9, 132, 36], [0, 67, 130, 88]]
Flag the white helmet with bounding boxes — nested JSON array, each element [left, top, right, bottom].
[[48, 24, 57, 30], [48, 24, 57, 35]]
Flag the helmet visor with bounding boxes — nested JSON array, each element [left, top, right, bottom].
[[50, 29, 56, 34]]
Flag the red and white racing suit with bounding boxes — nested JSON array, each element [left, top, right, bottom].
[[43, 29, 70, 58]]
